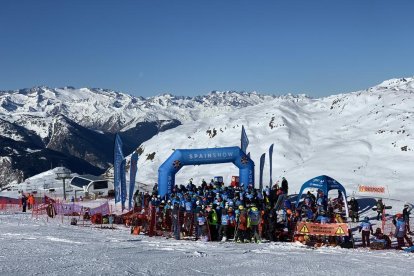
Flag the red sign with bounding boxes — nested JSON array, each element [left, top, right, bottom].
[[358, 185, 385, 194]]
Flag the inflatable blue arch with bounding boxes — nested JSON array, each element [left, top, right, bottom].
[[158, 146, 255, 197], [295, 175, 349, 217]]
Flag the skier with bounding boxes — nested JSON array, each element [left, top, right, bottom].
[[218, 208, 229, 242], [376, 199, 385, 220], [348, 197, 359, 222], [197, 211, 208, 241], [281, 177, 288, 195], [235, 205, 248, 243], [393, 213, 413, 249], [172, 202, 180, 240], [207, 204, 218, 241], [46, 202, 56, 218], [372, 227, 391, 249], [306, 191, 316, 204], [403, 203, 412, 234], [27, 194, 35, 210], [152, 183, 158, 195], [226, 207, 236, 240], [358, 217, 373, 247], [248, 203, 261, 243], [21, 194, 27, 212], [133, 190, 141, 208]]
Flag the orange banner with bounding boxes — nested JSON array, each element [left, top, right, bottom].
[[296, 222, 348, 236], [358, 185, 385, 194]]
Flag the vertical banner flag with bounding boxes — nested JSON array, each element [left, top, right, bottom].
[[129, 151, 139, 210], [259, 153, 266, 191], [241, 125, 249, 153], [269, 144, 274, 187], [113, 134, 124, 204], [121, 158, 127, 210]]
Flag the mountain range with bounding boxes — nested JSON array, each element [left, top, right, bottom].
[[0, 86, 271, 186], [1, 78, 413, 201]]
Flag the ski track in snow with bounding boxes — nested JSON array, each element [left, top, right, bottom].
[[1, 212, 414, 276]]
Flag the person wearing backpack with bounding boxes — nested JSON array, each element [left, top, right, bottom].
[[248, 203, 261, 243]]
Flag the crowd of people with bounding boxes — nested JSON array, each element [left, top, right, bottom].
[[132, 177, 291, 243], [127, 177, 413, 250], [130, 177, 353, 245], [18, 176, 412, 249]]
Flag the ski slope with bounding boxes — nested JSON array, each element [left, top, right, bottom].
[[134, 78, 414, 202], [1, 208, 414, 276]]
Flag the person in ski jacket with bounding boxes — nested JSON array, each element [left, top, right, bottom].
[[235, 205, 248, 243], [348, 197, 359, 222], [393, 213, 413, 249], [316, 210, 329, 224], [21, 194, 27, 212], [197, 211, 208, 241], [403, 204, 412, 233], [373, 227, 391, 248], [208, 205, 218, 241], [172, 203, 181, 240], [28, 194, 35, 209], [359, 217, 373, 247], [218, 209, 230, 241], [376, 199, 385, 220], [248, 204, 261, 243], [226, 208, 236, 239], [281, 177, 288, 195]]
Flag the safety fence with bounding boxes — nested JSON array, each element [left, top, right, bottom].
[[0, 199, 20, 213]]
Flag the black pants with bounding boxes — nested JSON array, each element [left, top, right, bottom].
[[235, 229, 246, 242], [173, 219, 180, 240], [209, 224, 218, 241], [377, 211, 382, 220], [250, 225, 260, 242], [361, 231, 370, 247], [218, 225, 228, 240]]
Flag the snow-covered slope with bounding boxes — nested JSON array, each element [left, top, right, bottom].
[[1, 78, 414, 201], [1, 202, 414, 275], [134, 77, 414, 201]]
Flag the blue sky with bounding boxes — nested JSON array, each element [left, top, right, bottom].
[[1, 0, 413, 97]]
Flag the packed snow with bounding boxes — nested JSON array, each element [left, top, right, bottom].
[[1, 204, 414, 276]]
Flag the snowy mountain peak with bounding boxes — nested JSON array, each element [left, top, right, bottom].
[[374, 77, 414, 91]]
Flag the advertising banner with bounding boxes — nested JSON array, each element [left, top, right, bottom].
[[358, 185, 385, 194]]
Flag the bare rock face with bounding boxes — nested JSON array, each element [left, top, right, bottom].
[[0, 157, 24, 186]]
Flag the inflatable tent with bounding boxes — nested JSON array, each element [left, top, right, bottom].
[[295, 175, 349, 217], [158, 146, 254, 197]]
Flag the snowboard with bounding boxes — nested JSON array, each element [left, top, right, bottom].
[[371, 206, 392, 211]]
